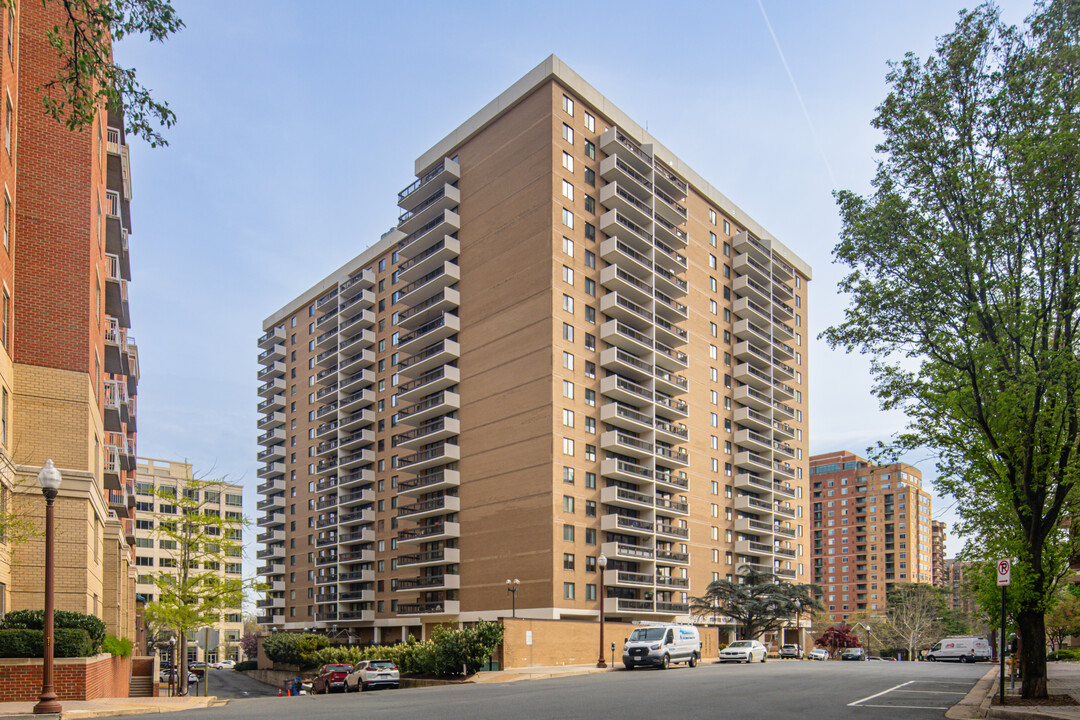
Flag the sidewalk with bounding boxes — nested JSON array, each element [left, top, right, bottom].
[[949, 663, 1080, 720], [0, 695, 221, 719], [470, 663, 618, 684]]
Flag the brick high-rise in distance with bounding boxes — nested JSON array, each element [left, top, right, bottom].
[[0, 3, 139, 637], [809, 451, 933, 622], [256, 57, 811, 642]]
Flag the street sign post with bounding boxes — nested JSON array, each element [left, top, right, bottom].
[[998, 558, 1011, 705]]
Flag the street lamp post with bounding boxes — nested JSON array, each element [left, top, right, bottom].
[[597, 555, 608, 668], [33, 460, 62, 715], [794, 600, 802, 653], [505, 578, 520, 618], [169, 637, 176, 697], [862, 623, 872, 658]]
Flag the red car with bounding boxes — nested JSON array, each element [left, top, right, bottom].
[[312, 664, 353, 694]]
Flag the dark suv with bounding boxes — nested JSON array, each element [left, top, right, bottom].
[[840, 648, 866, 661]]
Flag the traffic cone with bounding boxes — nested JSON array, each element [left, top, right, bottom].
[[278, 689, 282, 697]]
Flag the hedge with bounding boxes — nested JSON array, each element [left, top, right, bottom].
[[233, 660, 257, 672], [308, 621, 504, 676], [0, 610, 106, 651], [1049, 648, 1080, 661], [102, 635, 134, 657], [0, 628, 95, 658], [262, 632, 329, 669]]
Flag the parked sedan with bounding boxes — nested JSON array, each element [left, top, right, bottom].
[[808, 648, 829, 661], [212, 659, 236, 669], [345, 660, 400, 691], [311, 664, 353, 694], [718, 640, 768, 663], [841, 648, 866, 661]]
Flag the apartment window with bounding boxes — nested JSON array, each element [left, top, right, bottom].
[[584, 167, 595, 186], [563, 237, 574, 257], [564, 582, 575, 600], [584, 222, 595, 240], [562, 123, 574, 144], [563, 351, 574, 370], [584, 278, 596, 296], [5, 5, 11, 60], [585, 527, 596, 544], [724, 220, 731, 234], [584, 112, 595, 132], [709, 232, 717, 247], [584, 361, 596, 378], [562, 409, 574, 428], [585, 500, 596, 517], [563, 496, 575, 513], [584, 333, 595, 351], [709, 254, 717, 269], [563, 467, 575, 484], [584, 140, 595, 159], [563, 525, 575, 541], [584, 195, 595, 214], [1, 288, 7, 349], [4, 98, 11, 155], [562, 180, 574, 201], [584, 389, 595, 406], [585, 472, 596, 489], [563, 437, 575, 456], [584, 250, 595, 268], [586, 584, 596, 601], [584, 417, 595, 433], [584, 444, 596, 461], [563, 265, 574, 284], [2, 193, 8, 253], [562, 208, 574, 229], [563, 294, 574, 314], [562, 94, 574, 115], [563, 380, 574, 398], [562, 323, 574, 341], [710, 209, 717, 224], [563, 553, 575, 570], [584, 306, 595, 323], [562, 152, 574, 172]]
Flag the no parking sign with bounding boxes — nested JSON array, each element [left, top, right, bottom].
[[997, 558, 1011, 586]]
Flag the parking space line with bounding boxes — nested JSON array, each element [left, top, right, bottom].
[[848, 680, 916, 706], [893, 690, 967, 695], [856, 704, 949, 710]]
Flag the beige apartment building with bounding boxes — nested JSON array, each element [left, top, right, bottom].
[[134, 458, 244, 663], [809, 451, 933, 622], [256, 56, 812, 642]]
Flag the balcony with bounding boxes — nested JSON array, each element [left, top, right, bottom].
[[601, 431, 652, 460], [734, 494, 773, 514], [599, 153, 652, 200], [397, 209, 460, 260], [256, 512, 285, 528], [257, 427, 286, 446], [256, 477, 285, 495], [256, 462, 285, 480], [257, 411, 286, 431], [600, 208, 653, 254], [398, 391, 461, 425], [600, 457, 652, 484], [397, 235, 460, 285], [601, 541, 654, 562], [394, 574, 461, 592], [600, 373, 652, 408], [257, 392, 285, 414], [600, 291, 653, 333], [601, 513, 654, 537], [653, 392, 689, 421], [599, 127, 653, 175], [257, 361, 286, 383], [397, 313, 460, 356], [257, 343, 285, 365], [398, 287, 461, 330], [734, 472, 774, 495], [655, 445, 688, 468], [655, 548, 690, 565], [256, 545, 285, 560], [604, 598, 661, 615], [397, 521, 460, 545], [397, 547, 460, 568], [653, 195, 688, 239], [600, 264, 652, 307], [599, 237, 652, 282], [257, 444, 285, 463], [397, 494, 460, 520], [398, 339, 461, 379], [735, 516, 775, 536], [653, 341, 688, 373], [398, 365, 460, 404], [397, 469, 460, 496], [600, 401, 653, 434], [396, 600, 461, 616], [398, 442, 461, 472], [735, 539, 774, 557], [398, 157, 460, 211], [604, 569, 654, 588], [599, 181, 652, 227], [339, 467, 375, 489], [256, 494, 285, 511], [397, 184, 460, 236], [601, 485, 654, 511], [257, 529, 285, 544]]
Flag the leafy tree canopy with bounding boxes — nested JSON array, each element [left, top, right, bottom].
[[690, 566, 821, 640], [822, 0, 1080, 698]]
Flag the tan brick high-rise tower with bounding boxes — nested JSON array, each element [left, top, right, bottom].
[[256, 57, 811, 643], [0, 2, 139, 638]]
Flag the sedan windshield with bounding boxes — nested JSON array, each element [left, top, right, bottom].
[[727, 641, 751, 648]]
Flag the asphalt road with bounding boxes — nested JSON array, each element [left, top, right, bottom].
[[100, 660, 990, 720], [188, 669, 279, 700]]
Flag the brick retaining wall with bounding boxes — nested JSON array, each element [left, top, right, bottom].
[[0, 653, 130, 702]]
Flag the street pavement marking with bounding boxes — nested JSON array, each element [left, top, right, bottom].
[[856, 704, 949, 710], [848, 680, 916, 706]]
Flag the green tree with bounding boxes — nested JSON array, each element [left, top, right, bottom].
[[1, 0, 182, 146], [144, 472, 260, 694], [884, 584, 949, 660], [690, 566, 821, 640], [1045, 591, 1080, 652], [822, 0, 1080, 698]]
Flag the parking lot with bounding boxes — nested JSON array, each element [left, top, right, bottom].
[[848, 677, 981, 712]]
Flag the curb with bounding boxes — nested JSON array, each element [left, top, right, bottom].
[[947, 667, 998, 719]]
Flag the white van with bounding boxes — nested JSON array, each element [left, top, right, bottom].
[[622, 624, 701, 669], [927, 636, 991, 663]]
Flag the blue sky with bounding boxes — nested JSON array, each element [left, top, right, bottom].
[[113, 0, 1037, 580]]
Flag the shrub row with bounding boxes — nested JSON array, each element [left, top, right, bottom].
[[307, 621, 504, 677], [233, 660, 258, 672], [262, 632, 329, 669], [0, 628, 95, 658], [0, 610, 106, 652], [1049, 648, 1080, 661], [101, 635, 134, 657]]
